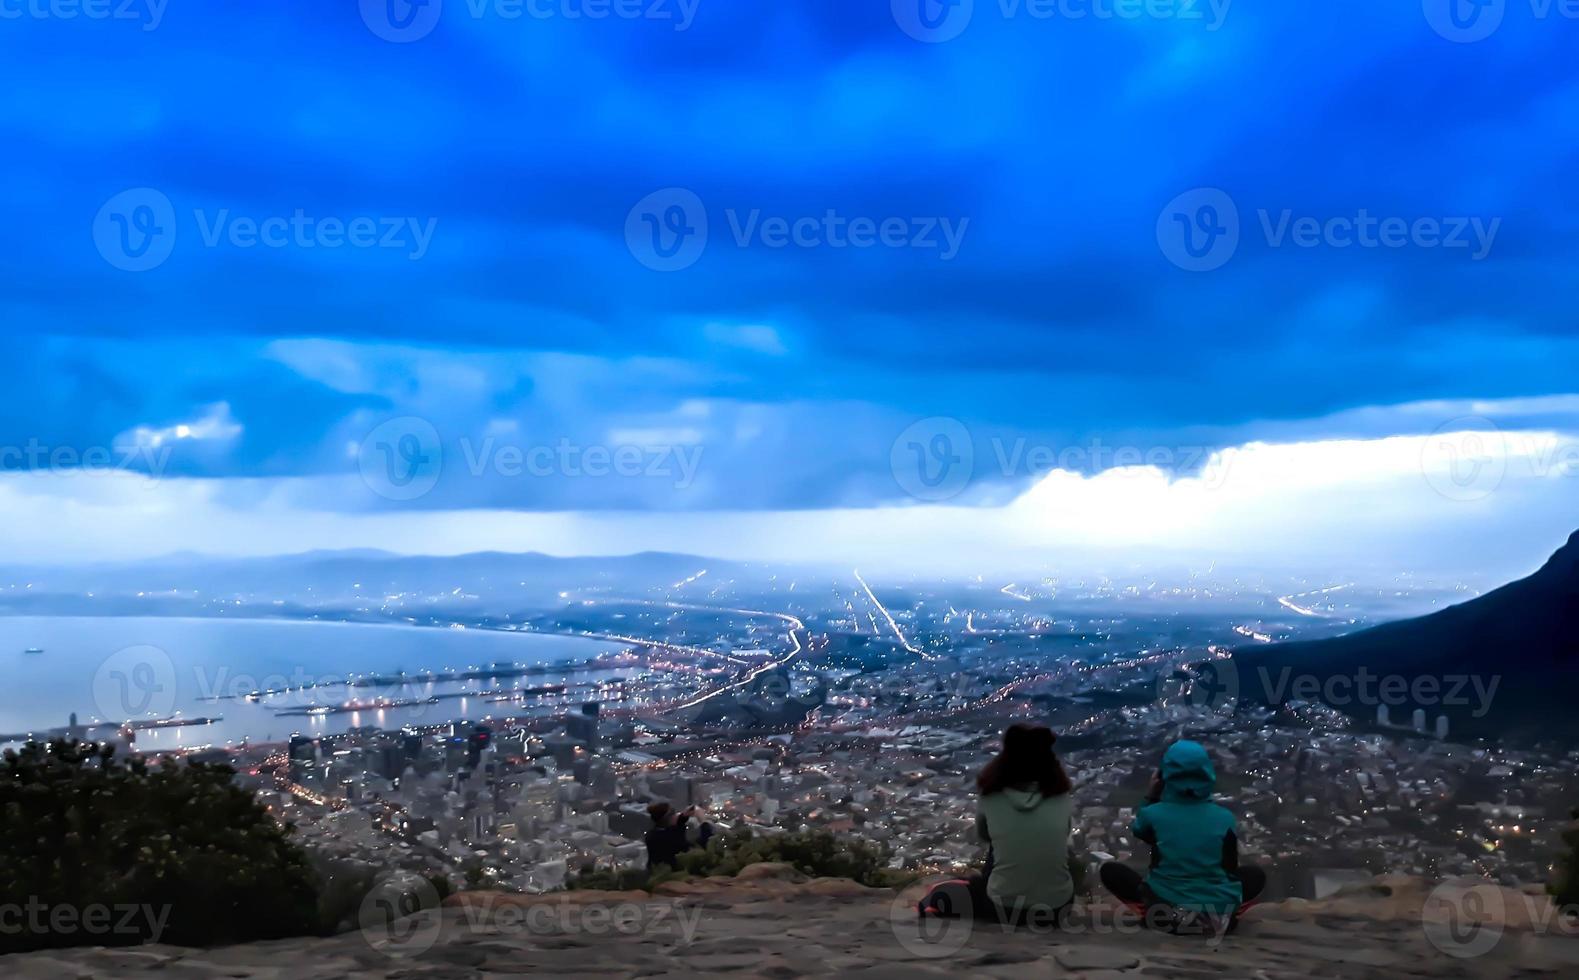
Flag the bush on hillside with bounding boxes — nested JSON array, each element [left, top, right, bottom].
[[0, 739, 321, 953], [681, 827, 905, 886], [566, 865, 662, 891], [568, 828, 913, 891]]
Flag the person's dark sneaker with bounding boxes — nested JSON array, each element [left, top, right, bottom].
[[916, 879, 971, 919]]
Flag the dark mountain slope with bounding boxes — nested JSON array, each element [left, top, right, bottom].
[[1234, 531, 1579, 737]]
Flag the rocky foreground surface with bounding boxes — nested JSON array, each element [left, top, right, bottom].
[[7, 866, 1578, 978]]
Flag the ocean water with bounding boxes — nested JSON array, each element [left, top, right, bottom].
[[0, 616, 629, 750]]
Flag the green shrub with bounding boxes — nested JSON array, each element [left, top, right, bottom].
[[569, 828, 908, 892], [462, 857, 489, 891], [566, 866, 659, 891], [426, 872, 454, 901], [309, 855, 382, 936], [684, 827, 897, 886], [0, 739, 321, 953]]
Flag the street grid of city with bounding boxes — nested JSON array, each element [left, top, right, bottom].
[[56, 560, 1558, 905]]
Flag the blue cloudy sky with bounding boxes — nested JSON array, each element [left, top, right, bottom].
[[0, 2, 1576, 574]]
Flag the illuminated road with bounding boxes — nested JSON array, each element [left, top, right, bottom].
[[1277, 583, 1353, 618], [566, 595, 810, 714], [518, 622, 748, 665], [671, 568, 709, 590], [669, 627, 805, 712], [852, 569, 930, 658]]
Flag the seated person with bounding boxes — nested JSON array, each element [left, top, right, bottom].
[[919, 723, 1075, 925], [1100, 739, 1266, 928], [644, 802, 713, 871]]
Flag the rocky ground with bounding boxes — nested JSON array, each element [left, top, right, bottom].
[[6, 867, 1578, 978]]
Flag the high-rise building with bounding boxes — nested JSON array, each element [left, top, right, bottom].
[[401, 728, 423, 761], [466, 724, 492, 769], [566, 701, 600, 753], [287, 734, 318, 783]]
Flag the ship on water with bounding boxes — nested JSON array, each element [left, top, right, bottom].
[[23, 647, 43, 655]]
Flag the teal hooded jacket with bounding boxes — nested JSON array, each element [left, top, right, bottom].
[[1130, 740, 1244, 914]]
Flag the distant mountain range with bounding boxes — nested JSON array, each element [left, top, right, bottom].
[[1234, 530, 1579, 738]]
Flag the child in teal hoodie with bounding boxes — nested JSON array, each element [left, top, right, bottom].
[[1100, 740, 1265, 923]]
